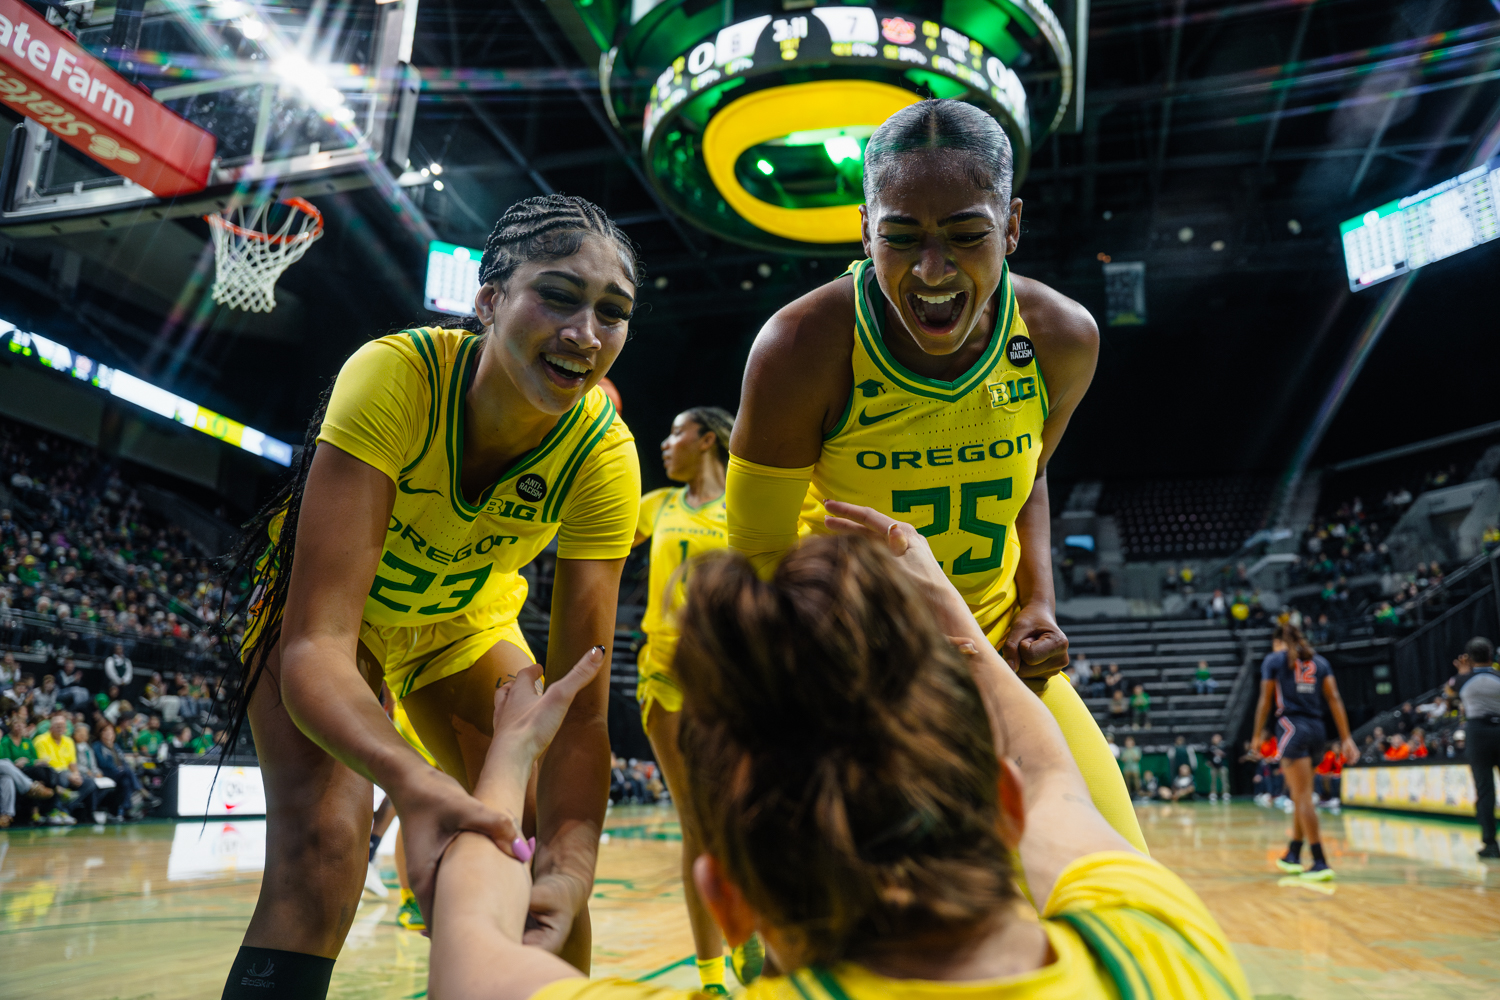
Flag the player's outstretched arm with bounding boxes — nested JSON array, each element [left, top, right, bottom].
[[823, 500, 1137, 905], [280, 444, 523, 916], [429, 650, 607, 1000], [528, 556, 625, 963]]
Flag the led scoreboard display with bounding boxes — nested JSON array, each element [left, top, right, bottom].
[[1340, 160, 1500, 291], [425, 240, 482, 316], [642, 9, 1032, 150]]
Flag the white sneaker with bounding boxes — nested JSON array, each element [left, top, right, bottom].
[[363, 861, 390, 899], [1209, 793, 1218, 802], [93, 811, 109, 825]]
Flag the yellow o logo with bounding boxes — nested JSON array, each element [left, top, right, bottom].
[[702, 80, 921, 245]]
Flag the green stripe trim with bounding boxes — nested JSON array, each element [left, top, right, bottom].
[[1037, 363, 1050, 420], [1123, 908, 1244, 999], [441, 337, 587, 521], [824, 375, 855, 440], [444, 336, 482, 521], [1087, 912, 1156, 999], [1062, 917, 1140, 1000], [506, 401, 586, 483], [785, 971, 821, 1000], [543, 397, 616, 522], [401, 330, 441, 475], [851, 259, 1012, 402], [810, 966, 855, 1000]]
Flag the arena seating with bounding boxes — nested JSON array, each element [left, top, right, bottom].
[[1101, 478, 1274, 561], [1068, 617, 1275, 746]]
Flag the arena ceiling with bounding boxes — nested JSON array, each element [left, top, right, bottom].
[[0, 0, 1497, 509]]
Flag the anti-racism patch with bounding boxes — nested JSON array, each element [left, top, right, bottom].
[[1006, 335, 1035, 367], [516, 473, 548, 502]]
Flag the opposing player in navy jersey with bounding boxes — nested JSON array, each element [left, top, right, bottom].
[[1252, 624, 1358, 880]]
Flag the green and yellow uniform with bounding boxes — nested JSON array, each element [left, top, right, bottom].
[[246, 327, 640, 700], [634, 486, 727, 724], [530, 852, 1251, 1000], [728, 261, 1143, 853], [392, 700, 437, 768], [800, 259, 1046, 638]]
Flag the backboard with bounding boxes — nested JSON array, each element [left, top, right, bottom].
[[0, 0, 420, 235]]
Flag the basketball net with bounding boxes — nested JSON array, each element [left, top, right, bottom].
[[205, 198, 325, 313]]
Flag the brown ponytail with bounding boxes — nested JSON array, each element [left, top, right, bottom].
[[1276, 623, 1315, 662], [672, 535, 1015, 968]]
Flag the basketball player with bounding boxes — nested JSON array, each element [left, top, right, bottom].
[[423, 507, 1252, 1000], [725, 99, 1144, 851], [1252, 624, 1358, 880], [632, 407, 763, 993], [219, 195, 642, 998]]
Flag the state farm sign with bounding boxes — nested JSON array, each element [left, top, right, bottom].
[[0, 0, 214, 196]]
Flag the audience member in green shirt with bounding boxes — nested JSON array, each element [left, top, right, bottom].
[[1131, 683, 1152, 729]]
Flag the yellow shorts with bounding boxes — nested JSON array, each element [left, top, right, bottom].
[[362, 610, 533, 701], [635, 636, 682, 729], [391, 701, 438, 767]]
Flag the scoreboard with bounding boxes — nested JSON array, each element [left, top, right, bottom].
[[425, 240, 482, 315], [1341, 161, 1500, 291]]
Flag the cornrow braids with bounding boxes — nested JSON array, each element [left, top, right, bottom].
[[683, 406, 734, 468], [479, 193, 643, 290]]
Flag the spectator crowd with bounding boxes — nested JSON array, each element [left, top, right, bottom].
[[0, 415, 242, 673]]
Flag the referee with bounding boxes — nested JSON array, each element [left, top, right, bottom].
[[1449, 637, 1500, 859]]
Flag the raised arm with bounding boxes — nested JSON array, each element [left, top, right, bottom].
[[727, 282, 852, 575], [823, 500, 1136, 906], [527, 555, 623, 966], [1003, 276, 1099, 682], [430, 651, 607, 1000]]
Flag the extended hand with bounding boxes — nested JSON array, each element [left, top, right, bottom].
[[483, 646, 607, 790], [822, 499, 956, 607], [1001, 602, 1069, 685], [395, 766, 524, 928], [1341, 737, 1359, 764]]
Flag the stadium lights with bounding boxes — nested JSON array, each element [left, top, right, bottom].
[[822, 136, 862, 165], [237, 17, 265, 39], [755, 159, 774, 176], [0, 319, 294, 467], [430, 163, 444, 175], [433, 180, 444, 191]]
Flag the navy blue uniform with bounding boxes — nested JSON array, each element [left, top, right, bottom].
[[1261, 650, 1332, 760]]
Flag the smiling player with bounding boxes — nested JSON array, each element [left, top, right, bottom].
[[726, 100, 1144, 852], [219, 195, 642, 999]]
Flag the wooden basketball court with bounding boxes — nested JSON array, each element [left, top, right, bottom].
[[2, 802, 1497, 999]]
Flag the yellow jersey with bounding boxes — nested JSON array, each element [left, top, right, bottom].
[[800, 260, 1047, 638], [291, 327, 639, 633], [531, 852, 1250, 1000], [636, 486, 728, 674]]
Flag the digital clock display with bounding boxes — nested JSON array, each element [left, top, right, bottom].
[[642, 8, 1028, 152]]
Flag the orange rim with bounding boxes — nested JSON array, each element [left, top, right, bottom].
[[204, 197, 325, 245]]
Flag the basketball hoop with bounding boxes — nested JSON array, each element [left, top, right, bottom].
[[205, 198, 325, 313]]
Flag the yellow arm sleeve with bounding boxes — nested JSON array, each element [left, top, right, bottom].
[[726, 454, 814, 580]]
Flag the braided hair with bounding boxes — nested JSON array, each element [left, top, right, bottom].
[[479, 193, 643, 289], [215, 193, 641, 758], [683, 406, 734, 468]]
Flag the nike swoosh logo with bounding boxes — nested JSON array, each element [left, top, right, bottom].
[[857, 406, 910, 426], [399, 479, 442, 496]]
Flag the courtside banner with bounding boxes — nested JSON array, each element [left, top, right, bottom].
[[0, 0, 215, 196]]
